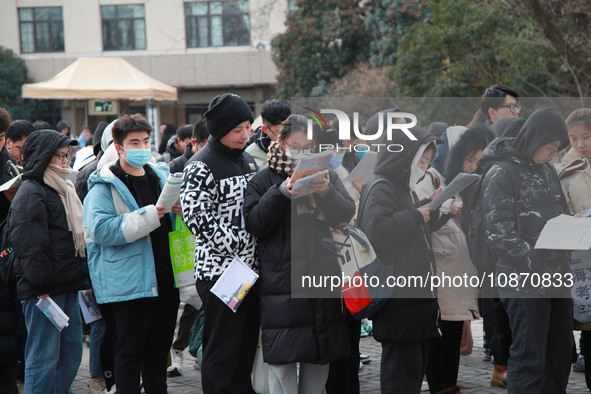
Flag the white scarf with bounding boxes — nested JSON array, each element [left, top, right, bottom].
[[43, 163, 86, 258]]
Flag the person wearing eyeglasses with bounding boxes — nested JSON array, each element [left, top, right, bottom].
[[243, 114, 355, 393], [245, 99, 292, 170], [10, 129, 89, 393], [481, 84, 521, 125], [481, 107, 573, 393]]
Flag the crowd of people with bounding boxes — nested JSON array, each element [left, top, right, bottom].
[[0, 84, 590, 394]]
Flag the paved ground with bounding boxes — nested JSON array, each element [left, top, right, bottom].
[[68, 318, 590, 393]]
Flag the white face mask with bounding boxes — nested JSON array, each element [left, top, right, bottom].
[[409, 166, 426, 189], [409, 142, 434, 189], [285, 148, 313, 161]]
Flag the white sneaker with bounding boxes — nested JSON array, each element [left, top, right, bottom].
[[167, 350, 183, 376], [105, 385, 116, 394]]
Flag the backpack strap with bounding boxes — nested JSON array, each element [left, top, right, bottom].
[[425, 169, 440, 189], [357, 177, 396, 227], [496, 161, 522, 234]]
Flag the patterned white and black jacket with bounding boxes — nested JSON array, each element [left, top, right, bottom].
[[180, 139, 258, 281]]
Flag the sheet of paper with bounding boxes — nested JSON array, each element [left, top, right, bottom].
[[156, 172, 183, 212], [290, 151, 332, 183], [343, 151, 377, 185], [535, 214, 591, 250], [210, 256, 258, 313], [424, 172, 480, 209], [78, 291, 102, 324], [0, 175, 21, 192], [291, 170, 329, 198]]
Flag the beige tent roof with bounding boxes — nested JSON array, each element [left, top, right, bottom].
[[22, 57, 177, 101]]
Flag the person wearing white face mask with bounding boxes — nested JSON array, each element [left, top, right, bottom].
[[357, 111, 441, 393], [84, 113, 182, 392]]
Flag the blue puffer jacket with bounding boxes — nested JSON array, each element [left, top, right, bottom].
[[84, 162, 169, 304]]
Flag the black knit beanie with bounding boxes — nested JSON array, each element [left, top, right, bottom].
[[204, 93, 254, 140]]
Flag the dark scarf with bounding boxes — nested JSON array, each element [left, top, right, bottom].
[[254, 126, 272, 153], [267, 141, 294, 176]]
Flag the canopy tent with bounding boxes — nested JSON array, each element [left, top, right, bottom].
[[22, 57, 177, 100]]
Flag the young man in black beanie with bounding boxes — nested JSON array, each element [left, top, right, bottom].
[[180, 93, 259, 393]]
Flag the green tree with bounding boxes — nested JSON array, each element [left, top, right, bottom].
[[502, 0, 591, 97], [364, 0, 429, 66], [0, 46, 48, 120], [272, 0, 371, 98], [392, 0, 571, 98]]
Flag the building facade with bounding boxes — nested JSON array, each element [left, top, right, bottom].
[[0, 0, 292, 132]]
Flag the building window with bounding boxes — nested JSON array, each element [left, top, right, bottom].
[[101, 4, 146, 51], [185, 1, 250, 48], [18, 7, 64, 53]]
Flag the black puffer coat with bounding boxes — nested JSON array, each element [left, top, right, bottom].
[[0, 145, 25, 363], [357, 123, 440, 344], [10, 130, 90, 300], [481, 107, 571, 295], [244, 166, 355, 365]]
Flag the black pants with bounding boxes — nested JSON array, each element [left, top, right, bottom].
[[98, 304, 116, 390], [426, 320, 464, 393], [380, 340, 429, 393], [581, 331, 591, 391], [0, 362, 18, 394], [500, 295, 573, 394], [481, 297, 512, 366], [326, 307, 361, 394], [196, 279, 259, 394], [172, 303, 199, 351], [110, 286, 179, 394]]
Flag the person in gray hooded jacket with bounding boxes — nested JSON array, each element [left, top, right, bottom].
[[481, 106, 573, 393]]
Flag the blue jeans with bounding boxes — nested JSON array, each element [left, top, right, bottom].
[[21, 291, 83, 394], [89, 318, 105, 378]]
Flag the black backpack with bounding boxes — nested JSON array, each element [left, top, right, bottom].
[[460, 161, 522, 276], [0, 210, 15, 284], [0, 181, 47, 284]]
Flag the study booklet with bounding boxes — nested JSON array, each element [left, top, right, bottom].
[[37, 296, 70, 331], [535, 214, 591, 250], [210, 256, 258, 312], [291, 170, 329, 198], [79, 291, 102, 324], [156, 172, 183, 212], [423, 172, 480, 210], [290, 151, 333, 184]]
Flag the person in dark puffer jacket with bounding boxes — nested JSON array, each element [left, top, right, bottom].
[[244, 114, 354, 392], [481, 107, 573, 393], [0, 107, 24, 394], [10, 129, 90, 394], [357, 110, 441, 393]]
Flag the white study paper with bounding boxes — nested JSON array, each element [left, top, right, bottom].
[[156, 173, 183, 212], [343, 151, 377, 185], [535, 214, 591, 250], [424, 172, 480, 210]]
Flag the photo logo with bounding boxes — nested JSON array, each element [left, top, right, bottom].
[[304, 108, 418, 153]]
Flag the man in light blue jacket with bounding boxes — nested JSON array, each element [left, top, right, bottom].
[[84, 113, 181, 393]]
